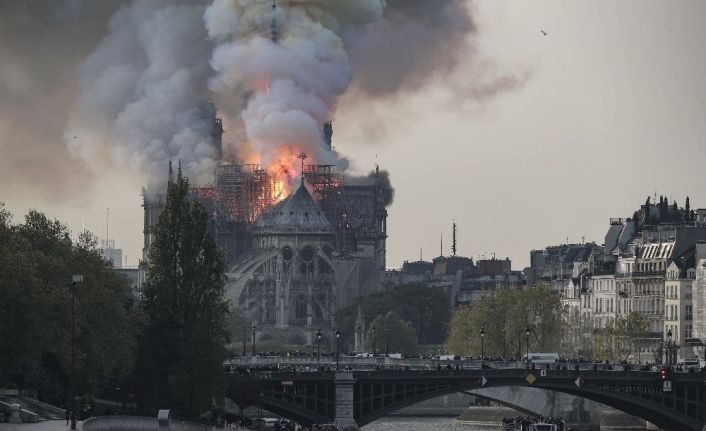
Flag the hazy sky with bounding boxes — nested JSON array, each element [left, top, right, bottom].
[[1, 1, 705, 269]]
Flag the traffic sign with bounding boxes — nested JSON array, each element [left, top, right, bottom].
[[663, 380, 672, 392], [540, 369, 547, 377], [574, 377, 584, 388], [480, 376, 488, 387], [526, 373, 536, 385]]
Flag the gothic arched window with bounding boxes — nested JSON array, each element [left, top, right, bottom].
[[295, 295, 307, 319]]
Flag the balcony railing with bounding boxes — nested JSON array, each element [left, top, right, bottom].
[[632, 271, 665, 276]]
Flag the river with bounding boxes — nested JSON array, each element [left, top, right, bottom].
[[361, 416, 646, 431], [361, 417, 497, 431]]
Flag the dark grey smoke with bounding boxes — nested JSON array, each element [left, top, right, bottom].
[[351, 0, 527, 99], [0, 0, 518, 204], [0, 0, 124, 201], [345, 169, 394, 207], [67, 0, 219, 187]]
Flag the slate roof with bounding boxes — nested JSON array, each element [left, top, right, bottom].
[[672, 246, 696, 278], [256, 180, 332, 233]]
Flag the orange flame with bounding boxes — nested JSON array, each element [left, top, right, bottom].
[[267, 147, 302, 202]]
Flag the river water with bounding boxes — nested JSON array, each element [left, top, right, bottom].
[[361, 416, 645, 431], [361, 417, 497, 431]]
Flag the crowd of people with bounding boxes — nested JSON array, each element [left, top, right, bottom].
[[220, 415, 338, 431], [223, 364, 360, 376], [502, 415, 565, 431]]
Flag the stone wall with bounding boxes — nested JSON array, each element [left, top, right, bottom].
[[82, 416, 210, 431]]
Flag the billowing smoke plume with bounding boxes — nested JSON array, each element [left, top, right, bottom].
[[204, 0, 386, 181], [353, 0, 528, 100], [66, 0, 220, 186], [353, 0, 474, 96], [346, 169, 395, 207], [0, 0, 122, 201], [1, 0, 524, 197]]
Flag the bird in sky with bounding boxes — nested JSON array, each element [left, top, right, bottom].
[[541, 30, 548, 36]]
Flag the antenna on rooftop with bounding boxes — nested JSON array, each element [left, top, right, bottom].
[[452, 220, 457, 256], [440, 234, 443, 257], [107, 208, 111, 246]]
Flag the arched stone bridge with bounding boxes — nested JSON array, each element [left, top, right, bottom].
[[225, 368, 706, 431]]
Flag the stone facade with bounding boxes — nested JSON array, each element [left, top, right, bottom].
[[223, 179, 387, 349]]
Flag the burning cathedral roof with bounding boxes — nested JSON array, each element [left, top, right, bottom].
[[255, 179, 333, 234]]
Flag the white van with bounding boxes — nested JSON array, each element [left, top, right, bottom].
[[523, 352, 559, 365], [682, 358, 701, 370]]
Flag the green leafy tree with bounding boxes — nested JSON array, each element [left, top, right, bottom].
[[447, 284, 562, 357], [592, 312, 648, 362], [334, 283, 450, 350], [136, 177, 229, 417], [0, 204, 137, 405], [226, 305, 253, 356], [364, 312, 419, 356], [560, 306, 594, 360]]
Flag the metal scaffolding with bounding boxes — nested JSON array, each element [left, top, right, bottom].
[[216, 164, 277, 223]]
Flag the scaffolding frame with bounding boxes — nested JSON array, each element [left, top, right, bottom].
[[216, 164, 277, 223], [304, 164, 344, 220]]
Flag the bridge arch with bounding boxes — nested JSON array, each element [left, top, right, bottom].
[[226, 369, 706, 431], [352, 370, 703, 430]]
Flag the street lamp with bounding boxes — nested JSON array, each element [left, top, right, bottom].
[[316, 330, 322, 369], [335, 329, 341, 370], [525, 326, 531, 368], [480, 327, 485, 370], [385, 325, 390, 357], [252, 325, 256, 356], [502, 329, 506, 359], [372, 326, 377, 357], [69, 274, 82, 431], [667, 328, 673, 366], [356, 324, 361, 352], [242, 326, 247, 356]]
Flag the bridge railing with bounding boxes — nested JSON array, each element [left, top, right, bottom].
[[224, 356, 682, 373], [225, 368, 668, 383], [226, 356, 526, 369]]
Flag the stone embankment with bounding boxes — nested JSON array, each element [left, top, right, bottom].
[[82, 416, 210, 431]]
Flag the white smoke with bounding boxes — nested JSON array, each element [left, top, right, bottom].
[[204, 0, 385, 172], [61, 0, 507, 190], [66, 0, 219, 186]]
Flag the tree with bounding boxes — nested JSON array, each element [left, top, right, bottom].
[[364, 312, 419, 356], [560, 306, 593, 360], [620, 312, 649, 361], [0, 204, 138, 405], [334, 283, 450, 350], [226, 305, 253, 355], [446, 284, 562, 357], [589, 312, 650, 362], [137, 176, 229, 417]]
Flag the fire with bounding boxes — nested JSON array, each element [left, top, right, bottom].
[[267, 147, 302, 202], [253, 75, 271, 94], [243, 144, 303, 203]]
